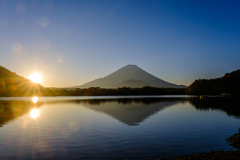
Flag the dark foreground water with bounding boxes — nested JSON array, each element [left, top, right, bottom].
[[0, 96, 239, 159]]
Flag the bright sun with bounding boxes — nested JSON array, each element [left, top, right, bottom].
[[29, 73, 42, 83], [30, 108, 39, 118]]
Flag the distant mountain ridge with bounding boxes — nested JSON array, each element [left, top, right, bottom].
[[76, 65, 187, 88]]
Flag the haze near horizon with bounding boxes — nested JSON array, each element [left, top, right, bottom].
[[0, 0, 240, 87]]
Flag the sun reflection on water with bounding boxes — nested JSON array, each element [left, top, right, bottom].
[[30, 108, 39, 118], [32, 97, 38, 103]]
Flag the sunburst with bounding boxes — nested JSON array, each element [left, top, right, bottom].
[[29, 73, 42, 83]]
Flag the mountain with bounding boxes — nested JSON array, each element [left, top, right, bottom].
[[186, 69, 240, 95], [76, 65, 187, 88], [113, 79, 149, 88], [0, 66, 45, 96]]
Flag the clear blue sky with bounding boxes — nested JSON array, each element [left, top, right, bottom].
[[0, 0, 240, 87]]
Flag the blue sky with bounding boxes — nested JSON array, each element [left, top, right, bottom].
[[0, 0, 240, 87]]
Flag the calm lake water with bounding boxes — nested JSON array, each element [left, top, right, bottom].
[[0, 96, 239, 159]]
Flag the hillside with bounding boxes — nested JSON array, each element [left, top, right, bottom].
[[186, 69, 240, 95], [0, 66, 46, 96], [76, 65, 186, 88]]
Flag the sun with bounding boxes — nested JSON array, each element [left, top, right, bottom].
[[29, 73, 42, 83], [30, 108, 39, 118]]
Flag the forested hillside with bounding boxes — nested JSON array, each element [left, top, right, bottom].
[[186, 70, 240, 95]]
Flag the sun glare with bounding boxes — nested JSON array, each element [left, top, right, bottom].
[[32, 97, 38, 103], [29, 73, 42, 83], [30, 108, 40, 118]]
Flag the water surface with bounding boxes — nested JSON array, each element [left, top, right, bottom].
[[0, 96, 239, 159]]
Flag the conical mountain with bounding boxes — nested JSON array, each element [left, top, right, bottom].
[[76, 65, 186, 88]]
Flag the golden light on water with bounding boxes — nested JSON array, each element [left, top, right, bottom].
[[30, 108, 39, 118], [29, 73, 42, 83], [32, 97, 38, 103]]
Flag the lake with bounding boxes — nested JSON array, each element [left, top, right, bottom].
[[0, 96, 239, 159]]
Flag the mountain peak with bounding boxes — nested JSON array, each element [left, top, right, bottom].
[[76, 65, 186, 88], [126, 64, 138, 67], [123, 64, 140, 69]]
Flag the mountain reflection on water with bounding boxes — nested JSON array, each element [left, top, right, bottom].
[[80, 98, 185, 126], [51, 97, 240, 125], [0, 98, 184, 127], [1, 97, 240, 128], [0, 96, 240, 159], [0, 100, 42, 127]]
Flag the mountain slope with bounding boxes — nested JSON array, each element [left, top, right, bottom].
[[76, 65, 186, 88], [113, 79, 149, 88], [0, 66, 45, 96], [186, 69, 240, 95]]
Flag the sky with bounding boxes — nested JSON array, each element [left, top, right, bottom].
[[0, 0, 240, 87]]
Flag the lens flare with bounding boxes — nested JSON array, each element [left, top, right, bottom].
[[34, 141, 50, 152], [30, 108, 39, 118], [57, 56, 63, 63], [38, 17, 49, 27], [11, 42, 23, 53]]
